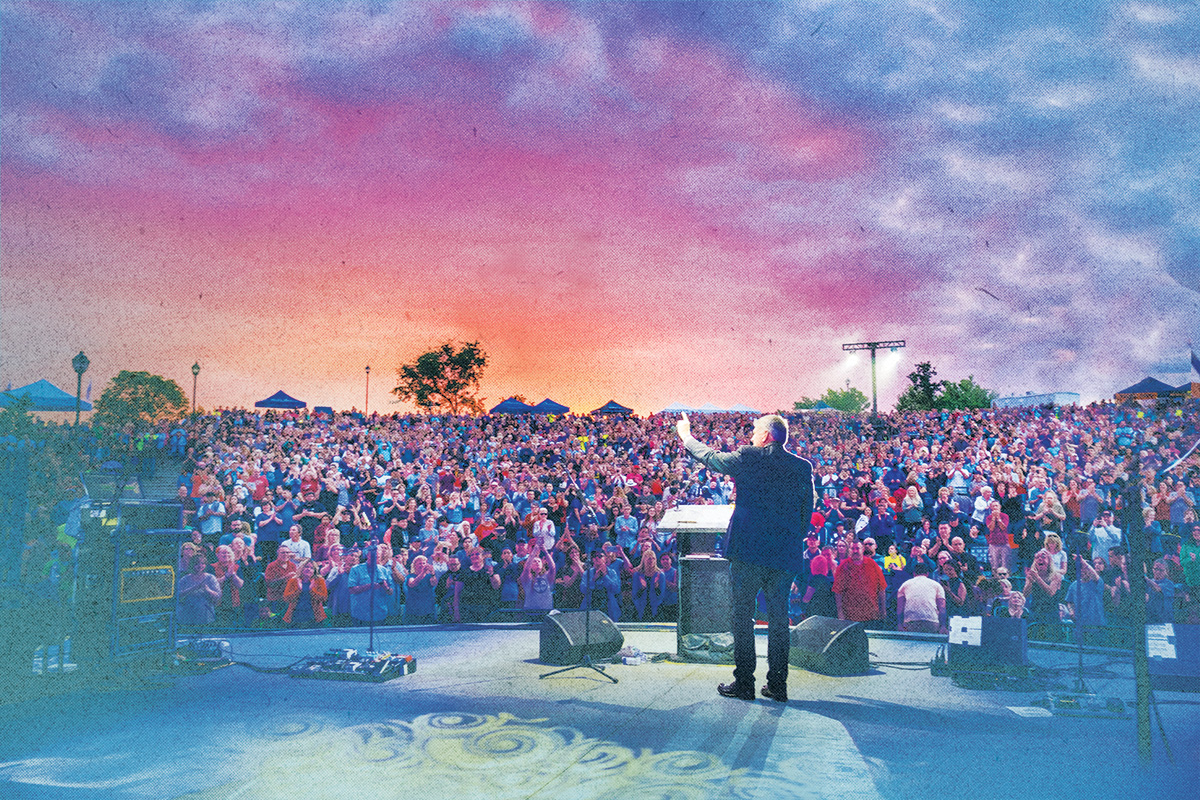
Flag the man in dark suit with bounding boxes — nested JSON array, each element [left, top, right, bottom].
[[677, 413, 814, 702]]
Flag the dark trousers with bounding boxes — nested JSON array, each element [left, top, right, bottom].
[[731, 559, 792, 692]]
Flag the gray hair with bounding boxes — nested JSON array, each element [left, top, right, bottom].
[[756, 414, 788, 445]]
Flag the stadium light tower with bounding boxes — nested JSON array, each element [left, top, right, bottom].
[[841, 340, 905, 414]]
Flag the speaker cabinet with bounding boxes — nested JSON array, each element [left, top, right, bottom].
[[121, 502, 184, 532], [1148, 623, 1200, 692], [789, 616, 870, 675], [948, 616, 1029, 672], [539, 610, 624, 665]]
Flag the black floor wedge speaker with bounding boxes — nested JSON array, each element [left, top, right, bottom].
[[789, 616, 870, 675], [539, 610, 625, 665]]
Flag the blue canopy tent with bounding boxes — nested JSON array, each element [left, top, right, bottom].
[[590, 399, 634, 416], [254, 390, 307, 410], [0, 379, 92, 411], [1114, 377, 1175, 403], [489, 397, 536, 414], [532, 398, 570, 414]]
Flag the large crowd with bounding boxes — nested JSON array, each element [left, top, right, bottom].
[[120, 399, 1200, 645]]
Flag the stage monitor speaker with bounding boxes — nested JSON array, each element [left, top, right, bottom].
[[948, 616, 1029, 672], [1147, 623, 1200, 693], [539, 610, 624, 666], [789, 616, 869, 676]]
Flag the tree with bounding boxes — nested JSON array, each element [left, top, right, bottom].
[[92, 371, 189, 430], [794, 386, 870, 413], [821, 386, 870, 413], [939, 376, 998, 410], [0, 395, 36, 437], [392, 341, 488, 415], [895, 362, 940, 411], [895, 362, 997, 411]]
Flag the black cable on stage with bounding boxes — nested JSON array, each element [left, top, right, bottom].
[[1150, 690, 1175, 764]]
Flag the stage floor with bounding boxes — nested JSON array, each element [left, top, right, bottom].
[[0, 625, 1195, 800]]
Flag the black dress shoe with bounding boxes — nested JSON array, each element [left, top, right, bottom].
[[717, 682, 754, 700], [760, 685, 788, 702]]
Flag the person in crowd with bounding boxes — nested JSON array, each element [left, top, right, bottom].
[[520, 538, 557, 612], [581, 548, 622, 622], [801, 554, 837, 620], [948, 535, 983, 587], [1151, 480, 1174, 536], [263, 546, 299, 617], [1064, 556, 1105, 644], [197, 489, 227, 540], [177, 552, 220, 627], [883, 543, 906, 573], [437, 556, 463, 622], [834, 540, 888, 626], [456, 547, 501, 623], [1146, 558, 1177, 624], [255, 499, 285, 564], [280, 524, 312, 561], [531, 507, 557, 552], [1023, 549, 1064, 641], [326, 546, 358, 625], [630, 545, 662, 620], [938, 556, 970, 618], [348, 543, 395, 625], [283, 559, 328, 627], [405, 555, 439, 624], [1182, 521, 1200, 607], [179, 528, 214, 574], [896, 560, 946, 634], [1089, 510, 1123, 563], [996, 590, 1026, 619], [656, 553, 679, 622], [984, 499, 1010, 575], [1169, 480, 1195, 537], [378, 542, 407, 619], [899, 485, 925, 545], [554, 545, 585, 610], [1041, 533, 1068, 577], [495, 545, 522, 609], [212, 544, 245, 626], [1029, 490, 1066, 535]]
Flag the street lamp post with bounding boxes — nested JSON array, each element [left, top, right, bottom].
[[72, 351, 89, 426], [191, 362, 200, 416], [841, 339, 905, 414], [364, 365, 370, 415]]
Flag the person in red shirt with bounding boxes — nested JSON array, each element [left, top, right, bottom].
[[833, 540, 887, 624]]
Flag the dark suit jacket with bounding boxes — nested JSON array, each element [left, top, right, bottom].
[[684, 439, 814, 572]]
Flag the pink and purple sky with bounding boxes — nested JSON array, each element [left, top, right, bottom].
[[3, 1, 1198, 415]]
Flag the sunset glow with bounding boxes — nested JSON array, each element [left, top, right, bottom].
[[3, 2, 1198, 414]]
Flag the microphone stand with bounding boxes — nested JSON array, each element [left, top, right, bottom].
[[367, 541, 378, 655], [541, 564, 618, 683]]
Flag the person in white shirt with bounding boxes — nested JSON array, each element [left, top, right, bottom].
[[531, 508, 557, 551], [280, 524, 312, 561], [896, 560, 946, 634]]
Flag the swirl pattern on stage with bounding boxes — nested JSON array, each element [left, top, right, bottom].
[[157, 711, 864, 800]]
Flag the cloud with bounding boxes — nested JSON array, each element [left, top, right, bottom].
[[3, 1, 1199, 411]]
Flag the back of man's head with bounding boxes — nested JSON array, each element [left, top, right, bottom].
[[757, 415, 788, 445]]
